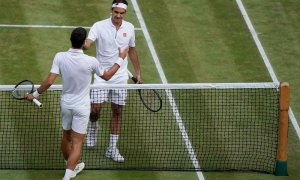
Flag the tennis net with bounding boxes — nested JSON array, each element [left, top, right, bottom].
[[0, 82, 287, 174]]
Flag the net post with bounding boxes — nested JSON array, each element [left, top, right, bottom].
[[275, 82, 289, 176]]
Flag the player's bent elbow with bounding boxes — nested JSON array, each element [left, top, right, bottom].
[[101, 70, 115, 81]]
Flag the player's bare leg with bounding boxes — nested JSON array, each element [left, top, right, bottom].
[[86, 103, 102, 148], [62, 130, 85, 180], [105, 103, 124, 162]]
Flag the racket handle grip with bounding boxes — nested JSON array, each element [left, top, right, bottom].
[[131, 77, 138, 84], [33, 98, 43, 108]]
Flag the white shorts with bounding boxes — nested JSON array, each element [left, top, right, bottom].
[[61, 105, 90, 134], [91, 76, 127, 105]]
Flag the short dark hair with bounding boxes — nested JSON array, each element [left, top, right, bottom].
[[70, 27, 87, 48], [112, 0, 128, 6]]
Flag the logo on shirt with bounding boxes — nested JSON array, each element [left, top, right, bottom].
[[123, 32, 127, 37]]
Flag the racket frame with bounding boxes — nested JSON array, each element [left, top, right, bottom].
[[127, 70, 162, 112], [12, 80, 43, 108]]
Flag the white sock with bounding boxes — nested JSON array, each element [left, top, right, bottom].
[[109, 134, 119, 149], [63, 169, 74, 180]]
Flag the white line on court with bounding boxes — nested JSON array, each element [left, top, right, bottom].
[[131, 0, 205, 180], [236, 0, 300, 140], [0, 24, 142, 30]]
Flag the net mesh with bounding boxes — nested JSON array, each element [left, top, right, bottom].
[[0, 83, 280, 173]]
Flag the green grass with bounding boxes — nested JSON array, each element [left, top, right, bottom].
[[138, 0, 271, 83], [242, 0, 300, 127], [1, 0, 300, 179]]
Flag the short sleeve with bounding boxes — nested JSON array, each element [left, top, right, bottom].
[[87, 23, 98, 41], [129, 24, 136, 47], [91, 57, 105, 77], [50, 53, 60, 74]]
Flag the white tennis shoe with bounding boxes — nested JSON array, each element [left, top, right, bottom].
[[105, 147, 125, 162], [70, 162, 85, 178], [86, 122, 99, 148]]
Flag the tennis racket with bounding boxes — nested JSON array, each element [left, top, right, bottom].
[[127, 70, 162, 112], [12, 80, 43, 108]]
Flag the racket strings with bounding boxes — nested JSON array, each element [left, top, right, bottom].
[[12, 81, 34, 99], [139, 89, 162, 112]]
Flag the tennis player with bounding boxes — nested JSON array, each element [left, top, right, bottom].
[[84, 0, 141, 162], [26, 27, 128, 180]]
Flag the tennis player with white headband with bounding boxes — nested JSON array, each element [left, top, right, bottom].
[[84, 0, 141, 163]]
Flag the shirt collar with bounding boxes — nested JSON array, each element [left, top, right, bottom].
[[68, 48, 84, 53], [109, 17, 124, 29]]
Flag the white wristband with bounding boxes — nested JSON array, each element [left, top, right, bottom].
[[32, 90, 40, 98], [115, 57, 124, 67]]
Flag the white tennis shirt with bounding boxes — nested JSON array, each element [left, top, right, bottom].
[[87, 18, 135, 82], [50, 48, 105, 108]]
